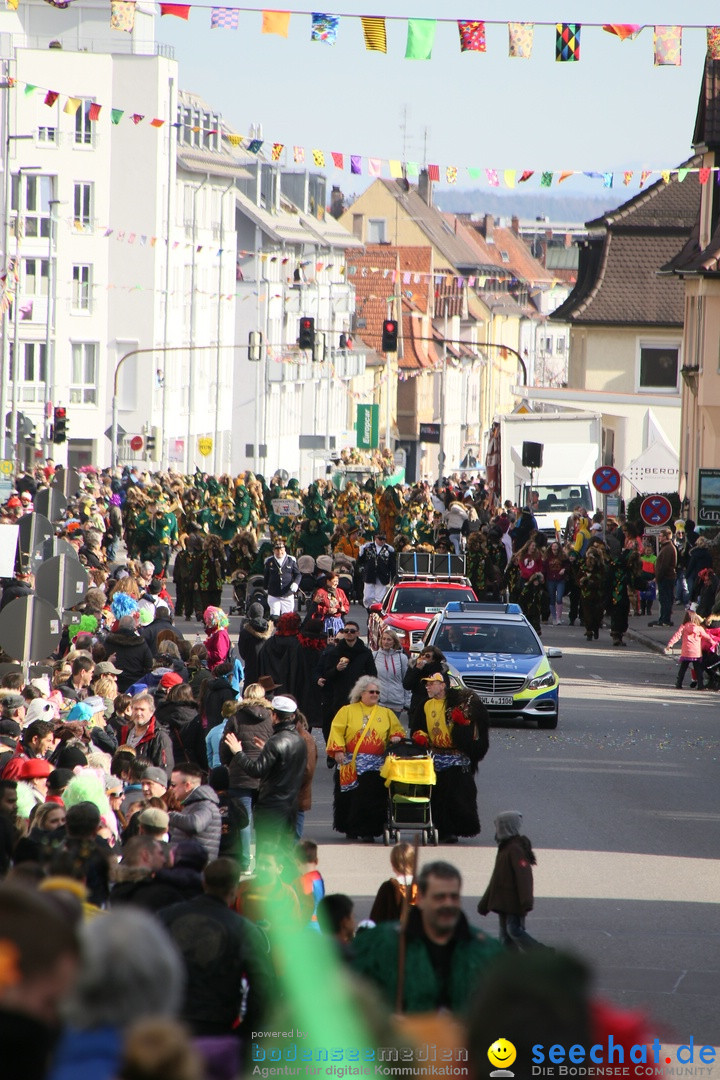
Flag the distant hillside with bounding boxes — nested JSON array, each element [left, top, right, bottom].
[[435, 189, 627, 223]]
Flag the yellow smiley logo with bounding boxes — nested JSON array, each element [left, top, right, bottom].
[[488, 1040, 517, 1070]]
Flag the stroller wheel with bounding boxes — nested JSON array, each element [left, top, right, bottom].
[[383, 829, 390, 847], [428, 828, 438, 846], [421, 829, 427, 846]]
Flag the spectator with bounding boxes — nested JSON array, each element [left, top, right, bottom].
[[59, 657, 95, 702], [317, 893, 356, 960], [370, 842, 417, 924], [167, 762, 222, 860], [0, 779, 19, 876], [104, 615, 154, 694], [1, 719, 55, 781], [119, 693, 174, 776]]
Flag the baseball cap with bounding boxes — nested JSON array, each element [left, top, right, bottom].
[[422, 673, 445, 683], [2, 693, 25, 712], [142, 766, 168, 788], [271, 695, 297, 714], [94, 661, 122, 676], [138, 807, 169, 832], [18, 758, 53, 779], [159, 672, 183, 690]]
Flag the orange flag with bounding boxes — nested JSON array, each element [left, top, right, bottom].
[[262, 10, 290, 36]]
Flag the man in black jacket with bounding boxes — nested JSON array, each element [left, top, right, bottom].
[[317, 621, 377, 739], [223, 694, 307, 843], [159, 857, 273, 1041], [0, 569, 33, 612], [263, 539, 302, 618], [357, 533, 396, 608]]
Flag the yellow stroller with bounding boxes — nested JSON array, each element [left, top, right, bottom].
[[380, 739, 437, 846]]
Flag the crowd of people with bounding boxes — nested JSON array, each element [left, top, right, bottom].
[[0, 459, 692, 1078]]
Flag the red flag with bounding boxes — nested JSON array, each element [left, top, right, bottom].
[[131, 114, 144, 125], [160, 3, 190, 16], [519, 170, 534, 183], [150, 118, 164, 128], [88, 103, 102, 122], [44, 90, 59, 107], [427, 163, 440, 182], [331, 152, 344, 169]]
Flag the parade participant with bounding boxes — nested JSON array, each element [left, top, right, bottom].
[[334, 522, 361, 560], [402, 645, 449, 733], [195, 535, 226, 617], [317, 621, 377, 739], [578, 547, 606, 641], [203, 606, 231, 669], [371, 628, 409, 715], [172, 535, 199, 620], [263, 538, 302, 618], [607, 548, 641, 647], [351, 861, 501, 1013], [357, 531, 396, 608], [312, 572, 350, 635], [326, 675, 404, 842], [258, 611, 304, 698], [415, 672, 489, 842]]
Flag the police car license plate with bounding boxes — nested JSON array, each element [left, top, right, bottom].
[[481, 695, 514, 706]]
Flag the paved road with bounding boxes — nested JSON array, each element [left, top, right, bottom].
[[174, 592, 720, 1047]]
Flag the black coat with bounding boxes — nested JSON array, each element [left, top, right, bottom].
[[139, 609, 176, 657], [0, 580, 33, 612], [257, 633, 304, 700], [201, 675, 237, 732], [263, 555, 302, 597], [403, 656, 450, 732], [155, 699, 206, 767], [219, 702, 274, 789], [237, 620, 272, 686], [321, 639, 377, 715], [231, 718, 307, 818], [357, 542, 396, 585], [104, 630, 154, 692]]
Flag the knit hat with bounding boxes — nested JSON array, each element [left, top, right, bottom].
[[1, 693, 25, 712], [138, 807, 169, 832], [47, 768, 74, 794], [55, 745, 88, 770], [142, 766, 168, 788], [316, 555, 334, 573], [159, 672, 183, 690]]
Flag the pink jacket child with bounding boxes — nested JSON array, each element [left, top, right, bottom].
[[203, 606, 231, 669], [666, 615, 716, 689]]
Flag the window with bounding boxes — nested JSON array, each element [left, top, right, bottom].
[[37, 126, 57, 144], [22, 343, 47, 383], [11, 174, 53, 238], [23, 258, 49, 296], [73, 183, 93, 230], [367, 218, 386, 243], [500, 250, 510, 263], [543, 337, 553, 354], [557, 337, 566, 355], [70, 343, 97, 403], [638, 345, 679, 391], [75, 101, 93, 146], [72, 265, 91, 311]]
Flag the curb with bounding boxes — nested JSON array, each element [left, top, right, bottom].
[[626, 628, 673, 657]]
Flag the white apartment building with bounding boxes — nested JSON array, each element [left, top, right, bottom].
[[0, 1, 239, 472], [233, 163, 366, 485]]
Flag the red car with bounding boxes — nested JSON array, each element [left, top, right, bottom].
[[367, 578, 478, 652]]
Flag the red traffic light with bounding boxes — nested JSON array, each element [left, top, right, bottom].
[[381, 319, 398, 353], [54, 406, 66, 419]]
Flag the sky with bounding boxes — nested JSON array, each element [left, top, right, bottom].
[[159, 1, 720, 196]]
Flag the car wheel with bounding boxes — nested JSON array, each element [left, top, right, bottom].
[[538, 708, 558, 730]]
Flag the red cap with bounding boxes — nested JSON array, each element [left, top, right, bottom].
[[159, 672, 183, 689], [19, 758, 53, 779]]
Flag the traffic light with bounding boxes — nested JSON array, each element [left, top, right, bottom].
[[298, 316, 315, 350], [248, 330, 263, 362], [382, 319, 399, 352], [146, 428, 158, 461], [53, 406, 67, 444]]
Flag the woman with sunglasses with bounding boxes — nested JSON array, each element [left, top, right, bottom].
[[326, 675, 405, 842]]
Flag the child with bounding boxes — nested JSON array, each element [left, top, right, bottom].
[[292, 838, 325, 931], [477, 810, 543, 950], [665, 611, 716, 689], [638, 540, 657, 617], [369, 842, 417, 924]]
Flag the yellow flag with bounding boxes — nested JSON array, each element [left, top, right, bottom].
[[388, 160, 403, 178], [5, 0, 19, 11], [661, 170, 671, 184], [361, 16, 387, 52], [262, 10, 290, 36], [503, 170, 516, 188], [64, 97, 82, 115]]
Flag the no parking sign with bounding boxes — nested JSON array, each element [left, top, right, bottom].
[[640, 495, 673, 527]]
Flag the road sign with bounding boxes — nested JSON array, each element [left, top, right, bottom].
[[198, 436, 213, 457], [52, 467, 82, 498], [419, 423, 441, 444], [35, 555, 89, 612], [592, 466, 621, 495], [34, 487, 68, 522], [130, 435, 144, 452], [17, 512, 55, 572], [356, 404, 379, 450], [640, 495, 673, 527], [0, 459, 13, 475], [52, 537, 79, 560], [0, 595, 62, 664], [104, 423, 126, 441]]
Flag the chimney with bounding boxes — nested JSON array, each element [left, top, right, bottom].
[[418, 168, 433, 207], [484, 213, 494, 241], [329, 185, 345, 220], [511, 215, 520, 235], [564, 231, 572, 248]]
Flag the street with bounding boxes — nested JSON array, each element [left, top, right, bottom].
[[175, 596, 720, 1046]]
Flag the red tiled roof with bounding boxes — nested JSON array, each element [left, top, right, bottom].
[[452, 216, 555, 286]]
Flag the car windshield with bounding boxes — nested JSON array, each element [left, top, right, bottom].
[[390, 587, 475, 614], [434, 622, 542, 655], [523, 483, 593, 514]]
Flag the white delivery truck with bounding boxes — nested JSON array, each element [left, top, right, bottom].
[[497, 411, 604, 538]]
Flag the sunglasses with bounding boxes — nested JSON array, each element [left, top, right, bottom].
[[365, 689, 380, 694], [345, 628, 358, 635]]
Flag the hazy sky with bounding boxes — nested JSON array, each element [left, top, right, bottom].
[[160, 1, 720, 193]]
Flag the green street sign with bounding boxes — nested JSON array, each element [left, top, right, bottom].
[[356, 404, 379, 450]]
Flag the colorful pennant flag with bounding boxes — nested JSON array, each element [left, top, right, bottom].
[[508, 22, 534, 59], [458, 20, 486, 53], [388, 160, 403, 178], [406, 161, 419, 177], [350, 155, 361, 175], [211, 7, 239, 28], [131, 113, 144, 125], [661, 170, 671, 184], [110, 0, 136, 31], [602, 24, 641, 41], [503, 170, 516, 188], [654, 26, 681, 66], [331, 152, 344, 169], [556, 24, 581, 62], [271, 142, 284, 160], [676, 168, 688, 182], [446, 166, 457, 185], [699, 167, 711, 185], [518, 170, 534, 183], [485, 169, 500, 187], [639, 170, 652, 188], [558, 171, 574, 184], [405, 19, 436, 60], [708, 28, 720, 60], [150, 118, 164, 127], [361, 16, 386, 53], [368, 158, 382, 177], [63, 97, 81, 115], [427, 163, 440, 182], [311, 13, 339, 43], [24, 84, 37, 96], [312, 149, 326, 167], [88, 103, 102, 122], [247, 139, 263, 153], [262, 10, 290, 35], [160, 3, 190, 17], [540, 172, 553, 187], [111, 109, 124, 124], [294, 146, 305, 164], [603, 172, 614, 188], [623, 171, 633, 185], [5, 0, 18, 10]]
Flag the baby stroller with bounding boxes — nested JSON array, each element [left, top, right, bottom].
[[228, 571, 248, 616], [380, 738, 437, 846], [245, 574, 269, 618], [333, 555, 356, 603], [296, 555, 317, 613]]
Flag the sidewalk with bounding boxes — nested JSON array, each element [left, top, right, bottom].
[[625, 603, 686, 655]]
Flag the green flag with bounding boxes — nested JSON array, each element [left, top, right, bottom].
[[405, 18, 436, 59], [540, 171, 553, 187], [111, 108, 124, 125], [24, 84, 36, 96], [467, 167, 482, 181]]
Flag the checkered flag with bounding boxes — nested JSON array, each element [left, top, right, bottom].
[[211, 7, 239, 29]]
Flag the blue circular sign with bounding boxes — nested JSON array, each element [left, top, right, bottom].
[[592, 466, 621, 494]]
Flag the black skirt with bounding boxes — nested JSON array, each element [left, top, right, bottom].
[[431, 765, 480, 838], [333, 769, 387, 838]]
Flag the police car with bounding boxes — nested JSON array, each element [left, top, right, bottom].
[[421, 602, 562, 729]]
